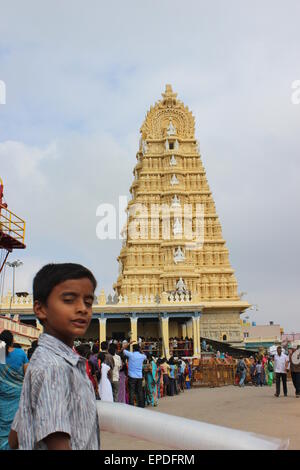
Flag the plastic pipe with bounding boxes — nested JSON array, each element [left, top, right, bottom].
[[97, 401, 288, 450]]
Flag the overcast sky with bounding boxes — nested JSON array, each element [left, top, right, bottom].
[[0, 1, 299, 332]]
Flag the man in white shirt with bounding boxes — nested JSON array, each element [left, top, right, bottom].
[[274, 346, 289, 397]]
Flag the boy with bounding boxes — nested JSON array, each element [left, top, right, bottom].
[[9, 263, 100, 450]]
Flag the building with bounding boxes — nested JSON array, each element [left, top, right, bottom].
[[0, 85, 250, 357], [0, 314, 41, 350], [281, 333, 300, 348], [241, 321, 283, 350]]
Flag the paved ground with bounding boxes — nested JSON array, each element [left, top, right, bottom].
[[101, 382, 300, 450]]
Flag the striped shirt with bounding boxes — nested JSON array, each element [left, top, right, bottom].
[[12, 333, 100, 450]]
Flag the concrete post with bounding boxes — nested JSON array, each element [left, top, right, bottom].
[[130, 315, 138, 351], [192, 315, 201, 358], [160, 315, 170, 359], [98, 317, 107, 344], [197, 315, 202, 358]]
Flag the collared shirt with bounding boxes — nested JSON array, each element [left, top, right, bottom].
[[12, 333, 100, 450], [274, 353, 289, 374], [123, 350, 146, 379]]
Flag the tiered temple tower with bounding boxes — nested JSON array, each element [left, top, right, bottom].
[[114, 85, 240, 306], [2, 86, 250, 355]]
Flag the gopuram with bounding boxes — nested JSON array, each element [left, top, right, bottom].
[[107, 84, 249, 356], [0, 85, 250, 358]]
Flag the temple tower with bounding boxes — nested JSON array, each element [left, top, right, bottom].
[[114, 85, 240, 306]]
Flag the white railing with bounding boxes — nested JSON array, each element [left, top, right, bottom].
[[0, 291, 196, 309]]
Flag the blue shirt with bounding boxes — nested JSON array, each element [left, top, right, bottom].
[[6, 348, 28, 371], [123, 350, 146, 379]]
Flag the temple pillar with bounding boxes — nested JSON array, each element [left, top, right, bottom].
[[98, 317, 107, 344], [130, 314, 138, 351], [197, 313, 202, 358], [192, 313, 201, 358], [159, 314, 170, 359]]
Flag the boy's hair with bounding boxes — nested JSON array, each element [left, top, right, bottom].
[[33, 263, 97, 304]]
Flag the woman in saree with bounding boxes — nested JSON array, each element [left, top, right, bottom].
[[145, 355, 158, 406], [184, 360, 192, 390], [0, 330, 28, 450], [118, 356, 128, 403], [143, 357, 152, 406], [267, 357, 274, 386], [157, 359, 164, 399]]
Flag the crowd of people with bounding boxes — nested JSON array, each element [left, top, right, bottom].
[[235, 345, 300, 398], [73, 337, 193, 407], [236, 355, 274, 387]]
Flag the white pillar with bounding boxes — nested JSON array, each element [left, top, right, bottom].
[[130, 316, 138, 351], [159, 315, 170, 359], [192, 315, 201, 358], [98, 317, 107, 344]]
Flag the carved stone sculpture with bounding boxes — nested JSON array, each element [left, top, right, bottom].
[[171, 174, 179, 186], [167, 119, 176, 136], [170, 155, 177, 166], [174, 246, 185, 264]]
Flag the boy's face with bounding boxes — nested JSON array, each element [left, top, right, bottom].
[[34, 278, 95, 347]]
